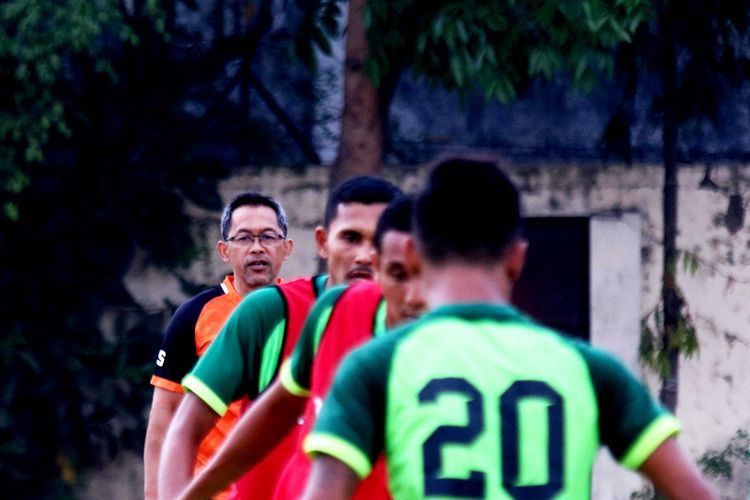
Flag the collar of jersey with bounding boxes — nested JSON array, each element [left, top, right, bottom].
[[313, 274, 329, 297], [221, 274, 241, 298], [424, 303, 530, 324]]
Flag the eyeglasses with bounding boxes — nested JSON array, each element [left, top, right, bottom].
[[225, 232, 285, 247]]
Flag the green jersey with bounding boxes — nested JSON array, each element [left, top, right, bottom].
[[306, 304, 680, 499]]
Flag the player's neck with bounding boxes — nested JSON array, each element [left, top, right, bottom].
[[422, 262, 513, 309], [235, 278, 271, 297]]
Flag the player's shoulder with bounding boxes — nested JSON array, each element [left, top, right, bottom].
[[199, 284, 239, 312], [182, 284, 224, 309], [339, 280, 382, 303], [314, 280, 383, 314], [312, 282, 349, 308], [229, 275, 329, 324], [170, 284, 224, 322], [237, 282, 286, 308], [563, 336, 634, 382], [344, 318, 417, 368], [277, 274, 325, 294], [515, 318, 634, 384]]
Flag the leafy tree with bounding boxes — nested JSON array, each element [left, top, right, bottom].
[[0, 0, 268, 494], [297, 0, 654, 181], [636, 1, 750, 411], [0, 0, 135, 220]]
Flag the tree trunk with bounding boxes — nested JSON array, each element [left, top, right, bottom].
[[330, 0, 383, 186], [659, 7, 681, 413]]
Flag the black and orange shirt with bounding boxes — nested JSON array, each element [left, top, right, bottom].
[[150, 278, 230, 393]]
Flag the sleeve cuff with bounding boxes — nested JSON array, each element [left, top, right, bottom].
[[182, 374, 228, 416], [150, 375, 184, 394], [621, 414, 682, 469], [304, 433, 372, 479], [279, 360, 311, 397]]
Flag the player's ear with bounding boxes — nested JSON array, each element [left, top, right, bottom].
[[505, 238, 528, 283], [315, 226, 329, 259], [217, 240, 231, 263], [282, 238, 294, 260]]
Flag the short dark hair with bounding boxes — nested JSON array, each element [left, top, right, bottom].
[[324, 176, 402, 228], [374, 195, 414, 253], [221, 192, 288, 240], [415, 158, 521, 264]]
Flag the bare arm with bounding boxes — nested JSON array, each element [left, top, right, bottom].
[[302, 455, 360, 500], [638, 437, 717, 499], [179, 379, 307, 500], [158, 393, 219, 500], [143, 388, 183, 500]]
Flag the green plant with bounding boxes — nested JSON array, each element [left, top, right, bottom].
[[698, 430, 750, 480], [639, 250, 700, 379], [639, 299, 698, 380]]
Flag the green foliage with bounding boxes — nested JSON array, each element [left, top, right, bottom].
[[638, 250, 701, 380], [293, 0, 343, 70], [295, 0, 653, 102], [0, 0, 133, 201], [698, 430, 750, 480], [0, 1, 237, 495], [640, 295, 698, 379], [678, 249, 701, 276], [639, 249, 705, 378]]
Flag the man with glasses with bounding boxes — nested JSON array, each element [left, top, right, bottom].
[[159, 177, 402, 499], [144, 192, 292, 500]]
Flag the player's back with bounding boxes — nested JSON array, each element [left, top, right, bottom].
[[309, 302, 678, 499], [331, 303, 679, 499], [383, 303, 600, 499]]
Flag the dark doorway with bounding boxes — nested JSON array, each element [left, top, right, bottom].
[[512, 217, 590, 341]]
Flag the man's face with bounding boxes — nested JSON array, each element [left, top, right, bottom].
[[374, 230, 426, 328], [218, 205, 292, 295], [316, 202, 388, 286]]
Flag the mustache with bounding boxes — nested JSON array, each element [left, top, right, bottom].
[[245, 257, 271, 266], [346, 265, 374, 278]]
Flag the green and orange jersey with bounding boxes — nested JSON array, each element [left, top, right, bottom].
[[306, 303, 681, 499]]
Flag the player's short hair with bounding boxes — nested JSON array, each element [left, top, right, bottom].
[[415, 157, 521, 264], [221, 192, 288, 240], [374, 195, 414, 253], [324, 176, 402, 228]]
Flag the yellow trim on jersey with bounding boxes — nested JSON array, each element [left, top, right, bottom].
[[182, 373, 228, 416], [621, 414, 681, 469], [304, 432, 372, 479], [279, 359, 311, 397]]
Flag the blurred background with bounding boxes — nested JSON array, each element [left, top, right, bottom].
[[2, 0, 750, 498]]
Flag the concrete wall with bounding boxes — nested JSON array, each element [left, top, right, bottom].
[[116, 162, 750, 499]]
